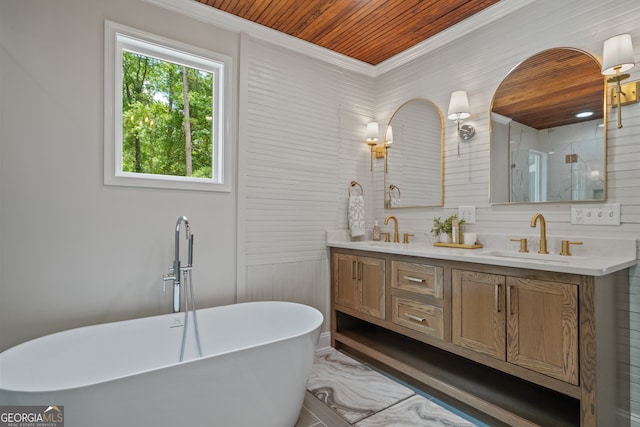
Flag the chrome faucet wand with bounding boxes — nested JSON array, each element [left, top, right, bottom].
[[162, 216, 203, 361], [164, 216, 192, 313]]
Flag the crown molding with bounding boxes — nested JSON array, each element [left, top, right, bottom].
[[373, 0, 538, 77], [144, 0, 537, 77]]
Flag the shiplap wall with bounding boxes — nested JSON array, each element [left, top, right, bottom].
[[238, 36, 375, 331], [373, 0, 640, 421], [238, 0, 640, 420]]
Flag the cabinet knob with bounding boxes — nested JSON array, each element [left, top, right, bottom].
[[560, 240, 583, 256]]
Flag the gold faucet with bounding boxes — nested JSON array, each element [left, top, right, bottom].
[[560, 240, 583, 256], [530, 213, 548, 254], [384, 215, 399, 243]]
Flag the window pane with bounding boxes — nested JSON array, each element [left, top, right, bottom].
[[105, 21, 231, 192], [121, 51, 214, 179]]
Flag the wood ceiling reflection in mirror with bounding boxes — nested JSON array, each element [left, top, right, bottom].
[[492, 49, 604, 130]]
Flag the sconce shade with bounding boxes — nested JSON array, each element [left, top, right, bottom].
[[385, 125, 393, 144], [366, 121, 379, 142], [447, 90, 471, 120], [602, 34, 635, 75]]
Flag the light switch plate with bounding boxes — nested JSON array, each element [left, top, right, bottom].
[[458, 206, 476, 224], [571, 203, 620, 225]]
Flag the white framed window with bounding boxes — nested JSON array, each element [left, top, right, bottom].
[[104, 20, 232, 192]]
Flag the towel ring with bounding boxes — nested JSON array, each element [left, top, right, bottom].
[[389, 184, 401, 198], [349, 180, 363, 196]]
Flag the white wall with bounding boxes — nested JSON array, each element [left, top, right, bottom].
[[0, 0, 240, 350]]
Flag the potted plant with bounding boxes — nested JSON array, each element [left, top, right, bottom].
[[431, 215, 464, 243]]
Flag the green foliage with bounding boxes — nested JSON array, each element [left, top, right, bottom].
[[430, 215, 464, 238], [121, 51, 214, 178]]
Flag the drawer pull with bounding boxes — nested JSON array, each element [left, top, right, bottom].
[[405, 313, 427, 323], [404, 276, 426, 283], [495, 284, 501, 313]]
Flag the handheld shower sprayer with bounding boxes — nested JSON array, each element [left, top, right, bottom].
[[162, 216, 193, 313]]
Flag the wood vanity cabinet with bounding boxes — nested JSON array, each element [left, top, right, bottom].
[[332, 251, 385, 319], [330, 247, 627, 427], [452, 269, 579, 385]]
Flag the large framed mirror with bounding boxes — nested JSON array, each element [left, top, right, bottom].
[[384, 98, 444, 208], [490, 48, 606, 204]]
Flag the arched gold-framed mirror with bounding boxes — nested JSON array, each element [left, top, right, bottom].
[[384, 98, 444, 208], [489, 48, 606, 204]]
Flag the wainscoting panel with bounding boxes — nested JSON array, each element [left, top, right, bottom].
[[245, 259, 330, 331]]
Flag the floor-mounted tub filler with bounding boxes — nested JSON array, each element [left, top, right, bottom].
[[0, 301, 323, 427]]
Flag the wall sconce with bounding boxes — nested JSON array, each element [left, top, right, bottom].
[[448, 90, 475, 158], [382, 125, 393, 173], [365, 121, 379, 171], [602, 33, 637, 128], [365, 121, 393, 171]]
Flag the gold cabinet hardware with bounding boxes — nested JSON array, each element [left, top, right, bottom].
[[403, 233, 414, 244], [560, 240, 583, 256], [403, 276, 425, 283], [351, 260, 363, 280], [510, 238, 529, 253]]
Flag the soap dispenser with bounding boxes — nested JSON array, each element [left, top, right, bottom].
[[452, 219, 460, 244], [372, 220, 381, 241]]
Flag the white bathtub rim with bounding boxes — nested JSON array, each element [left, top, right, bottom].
[[1, 301, 323, 393]]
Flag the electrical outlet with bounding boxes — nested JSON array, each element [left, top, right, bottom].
[[458, 206, 476, 224], [571, 203, 620, 225]]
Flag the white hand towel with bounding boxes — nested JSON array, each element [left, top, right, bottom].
[[348, 195, 365, 237]]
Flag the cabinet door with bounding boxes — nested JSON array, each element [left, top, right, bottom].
[[506, 277, 579, 385], [359, 256, 386, 319], [333, 252, 358, 310], [452, 269, 506, 360]]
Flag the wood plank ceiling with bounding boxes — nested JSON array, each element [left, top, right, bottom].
[[195, 0, 605, 130], [195, 0, 500, 65]]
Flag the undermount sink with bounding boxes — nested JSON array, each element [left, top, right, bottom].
[[484, 250, 574, 264], [351, 241, 402, 247]]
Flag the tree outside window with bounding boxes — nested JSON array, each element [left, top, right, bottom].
[[121, 52, 214, 179]]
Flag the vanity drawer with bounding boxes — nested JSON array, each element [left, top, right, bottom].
[[391, 261, 443, 299], [392, 297, 444, 340]]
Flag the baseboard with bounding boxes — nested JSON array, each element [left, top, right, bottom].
[[316, 331, 331, 352]]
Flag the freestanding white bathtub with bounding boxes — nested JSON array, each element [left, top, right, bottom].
[[0, 301, 323, 427]]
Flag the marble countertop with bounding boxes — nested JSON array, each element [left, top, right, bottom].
[[327, 231, 637, 277]]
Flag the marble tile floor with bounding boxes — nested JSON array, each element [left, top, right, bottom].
[[296, 348, 488, 427]]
